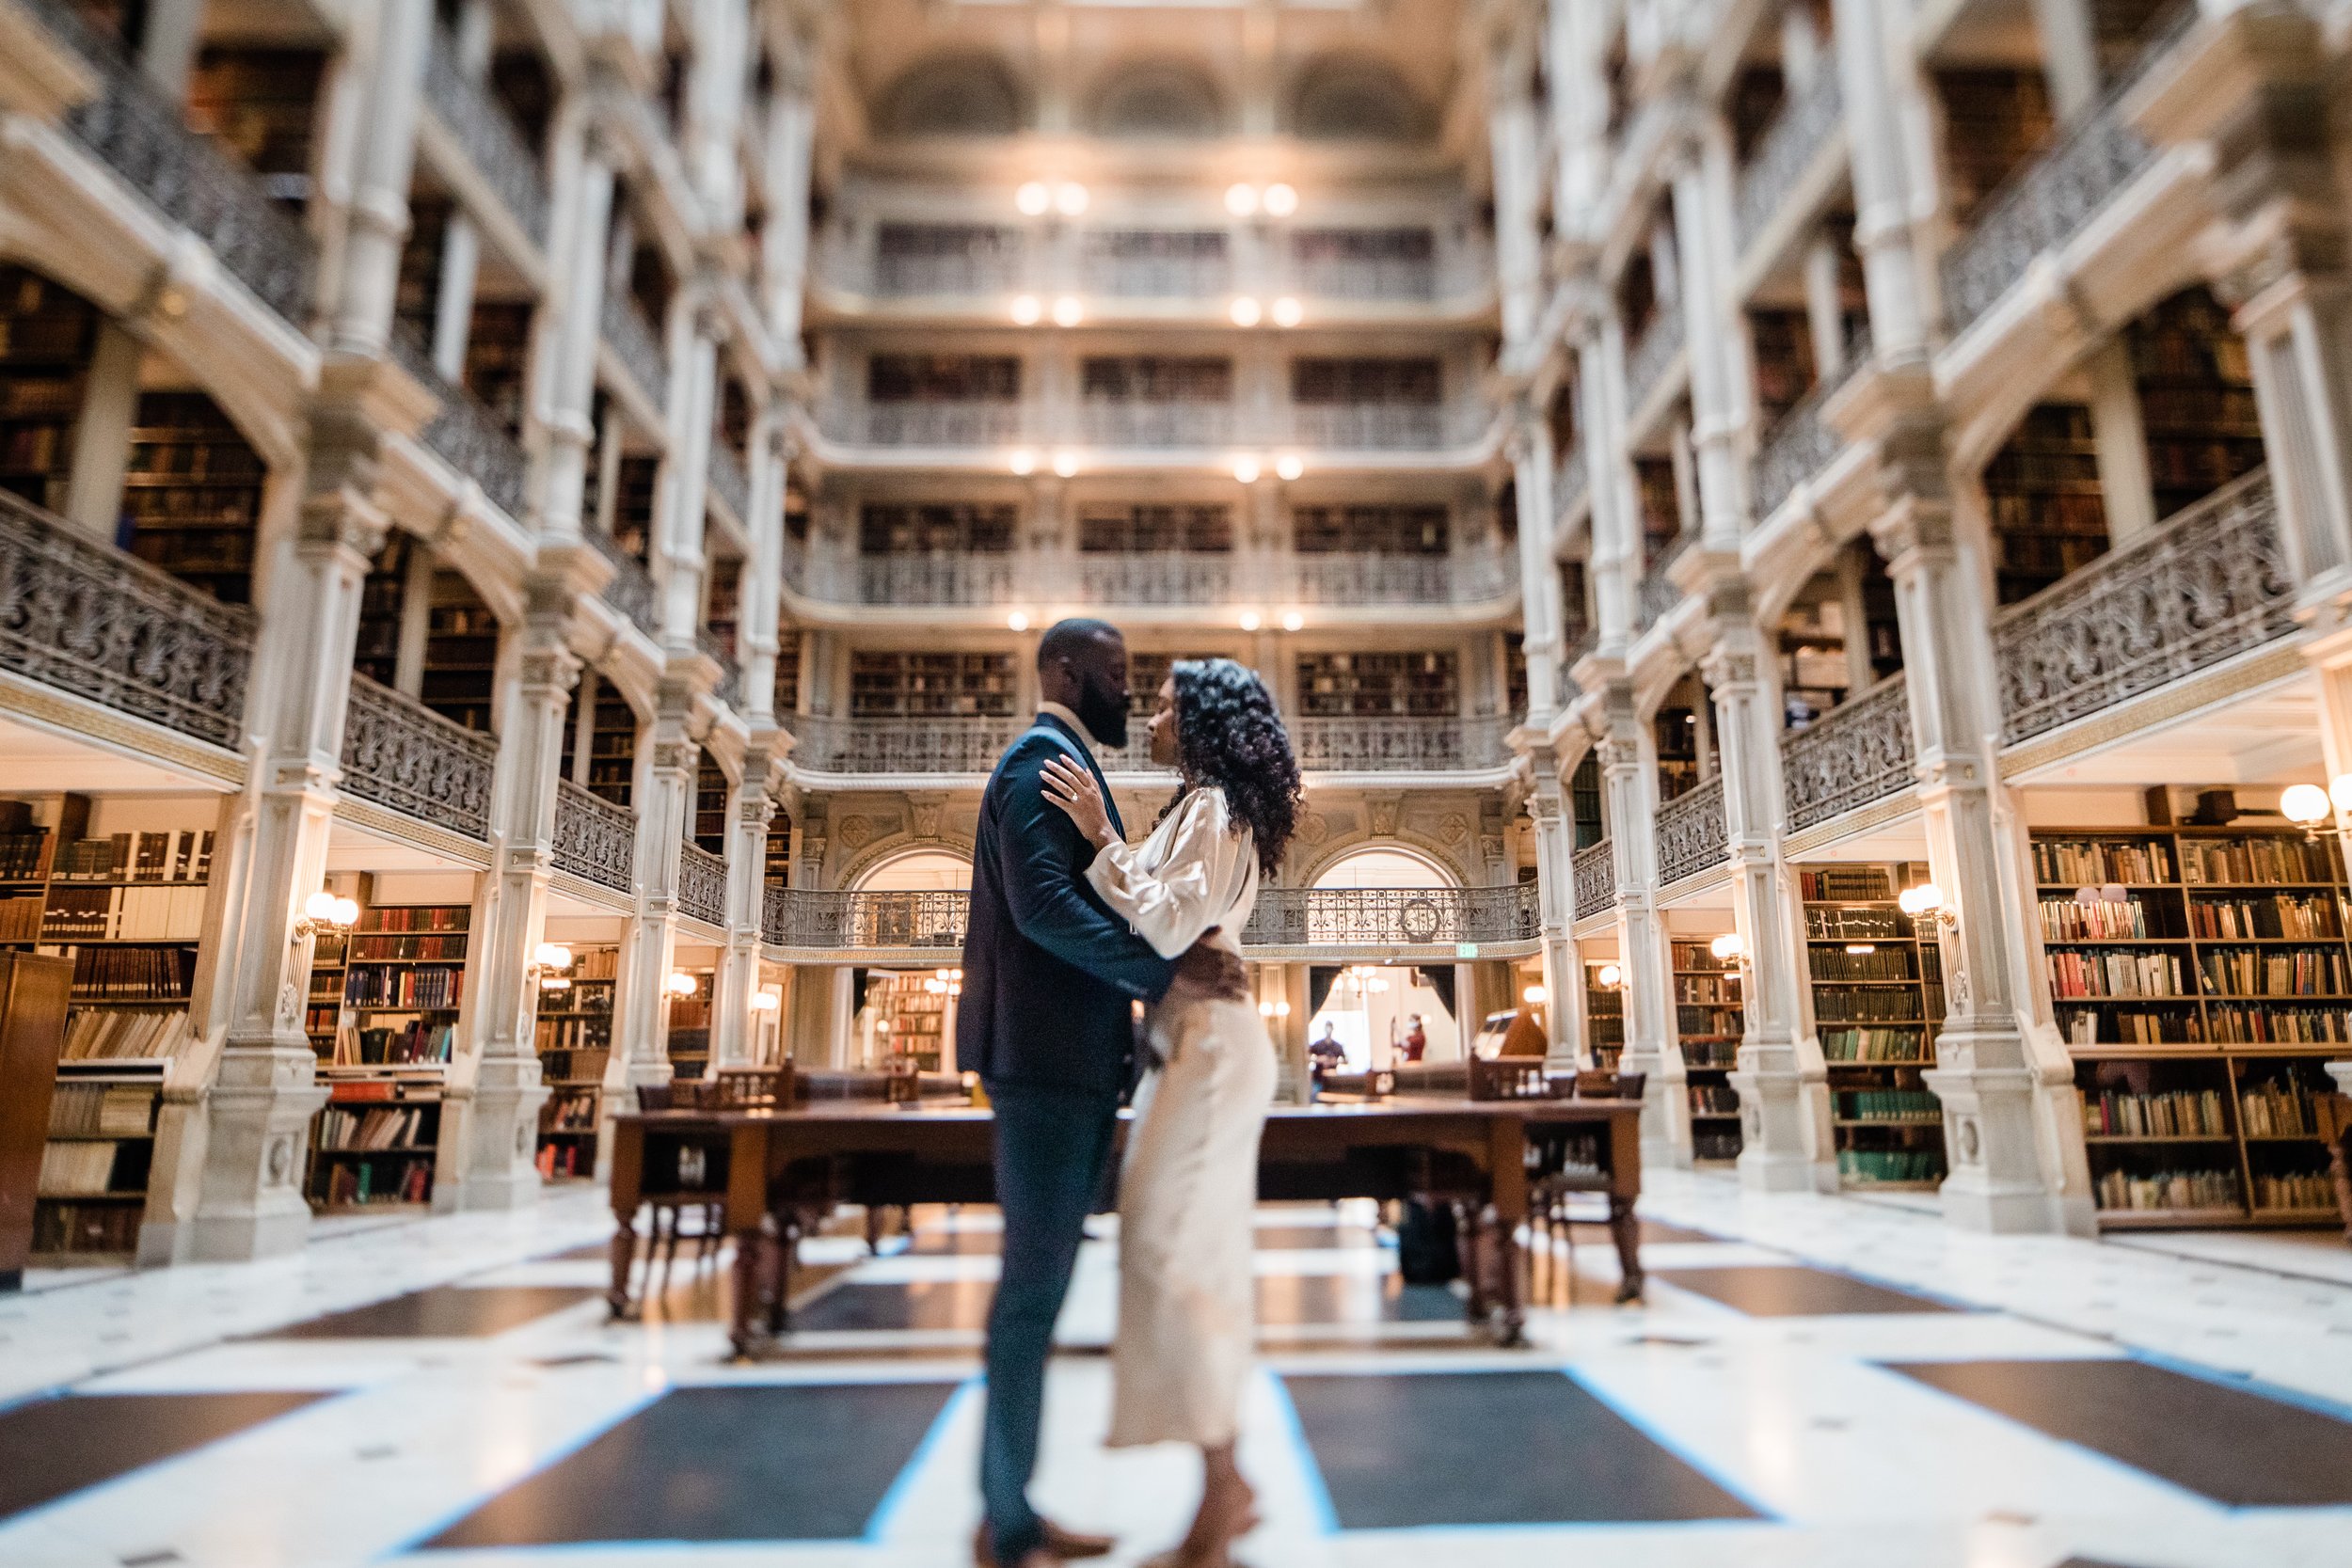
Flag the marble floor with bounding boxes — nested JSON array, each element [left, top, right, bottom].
[[2, 1173, 2350, 1567]]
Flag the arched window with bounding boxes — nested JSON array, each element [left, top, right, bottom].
[[1089, 59, 1225, 138], [854, 847, 972, 893], [1290, 56, 1430, 142], [1311, 846, 1457, 890], [876, 55, 1025, 137]]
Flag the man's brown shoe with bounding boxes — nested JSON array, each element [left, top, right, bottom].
[[974, 1520, 1118, 1565]]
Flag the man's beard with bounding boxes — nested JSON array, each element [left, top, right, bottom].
[[1074, 670, 1129, 750]]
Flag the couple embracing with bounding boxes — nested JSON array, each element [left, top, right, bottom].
[[959, 618, 1301, 1568]]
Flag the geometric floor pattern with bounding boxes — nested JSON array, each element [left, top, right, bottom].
[[0, 1169, 2349, 1566]]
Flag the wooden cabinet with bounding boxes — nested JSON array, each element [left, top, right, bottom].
[[0, 951, 72, 1290]]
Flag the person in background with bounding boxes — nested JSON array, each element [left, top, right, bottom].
[[1309, 1019, 1345, 1079], [1400, 1013, 1428, 1063]]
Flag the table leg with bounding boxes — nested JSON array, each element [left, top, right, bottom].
[[729, 1219, 761, 1358], [1608, 1195, 1645, 1303], [1454, 1201, 1488, 1322], [1494, 1202, 1526, 1348], [771, 1211, 799, 1334], [606, 1212, 639, 1321]]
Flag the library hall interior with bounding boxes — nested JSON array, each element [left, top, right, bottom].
[[8, 0, 2352, 1563]]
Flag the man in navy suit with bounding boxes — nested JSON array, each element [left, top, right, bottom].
[[961, 618, 1246, 1568]]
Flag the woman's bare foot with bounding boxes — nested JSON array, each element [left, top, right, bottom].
[[1157, 1445, 1256, 1566]]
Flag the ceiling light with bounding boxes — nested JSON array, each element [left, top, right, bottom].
[[1016, 181, 1051, 215], [1230, 296, 1262, 326], [666, 971, 699, 996], [1709, 933, 1743, 961], [1056, 182, 1089, 215], [1239, 610, 1262, 631], [1263, 182, 1297, 216], [1010, 294, 1042, 325], [1281, 610, 1304, 632], [1232, 456, 1261, 483], [1275, 453, 1303, 481], [1052, 451, 1079, 478], [1007, 610, 1029, 632], [1224, 182, 1260, 216], [1270, 295, 1303, 327], [1009, 449, 1036, 476], [1596, 962, 1623, 989], [1052, 294, 1083, 326]]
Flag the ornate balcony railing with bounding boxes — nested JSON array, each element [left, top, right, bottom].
[[1994, 469, 2291, 747], [1734, 69, 1844, 257], [761, 881, 791, 946], [825, 400, 1027, 448], [602, 289, 669, 401], [1078, 401, 1234, 448], [392, 334, 529, 521], [1751, 380, 1846, 522], [1079, 550, 1233, 606], [1782, 673, 1915, 832], [554, 779, 637, 894], [1626, 310, 1685, 415], [1655, 776, 1728, 886], [1573, 838, 1617, 920], [1289, 403, 1479, 451], [787, 713, 1027, 776], [677, 841, 727, 927], [587, 529, 660, 638], [341, 674, 497, 840], [0, 490, 252, 750], [35, 0, 313, 323], [1939, 5, 2195, 334], [423, 24, 548, 245], [1638, 536, 1692, 628], [1079, 245, 1232, 299], [769, 889, 969, 951], [707, 446, 750, 523], [1240, 883, 1541, 952], [1554, 445, 1589, 523], [1288, 249, 1500, 303], [696, 627, 741, 709], [853, 552, 1019, 606], [1291, 549, 1516, 606], [1291, 715, 1513, 772]]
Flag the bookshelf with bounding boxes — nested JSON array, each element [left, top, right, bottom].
[[1671, 941, 1743, 1162], [353, 533, 412, 690], [1983, 403, 2106, 606], [1748, 307, 1815, 427], [867, 971, 949, 1070], [307, 901, 471, 1210], [1934, 69, 2054, 227], [667, 969, 711, 1079], [0, 263, 98, 514], [850, 651, 1016, 719], [535, 944, 615, 1180], [1800, 863, 1949, 1189], [122, 392, 267, 607], [419, 584, 500, 735], [693, 754, 729, 856], [332, 904, 469, 1069], [589, 682, 639, 807], [1584, 961, 1625, 1071], [1295, 651, 1460, 718], [2034, 823, 2352, 1228], [2126, 288, 2265, 524], [305, 929, 349, 1053], [307, 1072, 440, 1210]]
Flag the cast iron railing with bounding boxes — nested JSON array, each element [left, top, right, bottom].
[[677, 841, 727, 926], [588, 528, 660, 638], [602, 288, 669, 402], [422, 24, 549, 245], [553, 779, 636, 893], [341, 674, 497, 840], [1626, 310, 1685, 414], [1573, 838, 1617, 920], [1655, 776, 1728, 885], [1291, 715, 1514, 772], [1781, 673, 1915, 832], [1734, 69, 1843, 257], [1240, 883, 1541, 951], [707, 446, 749, 523]]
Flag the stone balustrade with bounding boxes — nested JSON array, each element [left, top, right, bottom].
[[1626, 311, 1685, 415], [1291, 714, 1513, 772], [587, 529, 660, 638]]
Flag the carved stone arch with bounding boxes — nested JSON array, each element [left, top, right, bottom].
[[1298, 834, 1470, 891], [875, 54, 1026, 137], [1087, 56, 1227, 138], [841, 834, 976, 894], [1288, 55, 1432, 142]]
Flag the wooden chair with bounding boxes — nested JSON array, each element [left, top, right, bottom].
[[630, 1081, 726, 1294], [1530, 1070, 1649, 1306]]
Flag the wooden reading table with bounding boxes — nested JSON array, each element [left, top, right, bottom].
[[606, 1094, 1645, 1355]]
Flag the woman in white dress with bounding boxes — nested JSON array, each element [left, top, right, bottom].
[[1040, 657, 1300, 1568]]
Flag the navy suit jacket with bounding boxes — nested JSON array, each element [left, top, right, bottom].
[[957, 713, 1175, 1098]]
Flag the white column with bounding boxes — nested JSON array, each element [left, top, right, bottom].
[[1599, 693, 1691, 1166], [605, 700, 694, 1125], [1872, 487, 2094, 1234], [2028, 0, 2103, 120], [437, 611, 575, 1210], [65, 322, 140, 540], [1670, 131, 1750, 546], [328, 0, 433, 358], [2086, 341, 2157, 546], [711, 752, 773, 1069], [1830, 0, 1935, 354], [1486, 22, 1544, 356], [1804, 234, 1847, 383], [1509, 403, 1564, 721], [1705, 626, 1836, 1191], [536, 131, 618, 538], [657, 302, 720, 649], [762, 65, 817, 354]]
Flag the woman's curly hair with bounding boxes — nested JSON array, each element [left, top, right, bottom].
[[1167, 657, 1300, 875]]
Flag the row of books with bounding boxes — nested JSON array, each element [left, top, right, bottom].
[[1808, 949, 1916, 982], [1835, 1089, 1943, 1122], [348, 934, 468, 961], [1837, 1148, 1944, 1182], [1689, 1085, 1740, 1115], [327, 1021, 456, 1065], [534, 1017, 612, 1053], [1679, 1040, 1738, 1069], [2057, 1006, 2199, 1046], [48, 1082, 157, 1138], [2082, 1088, 2228, 1138], [2040, 896, 2152, 942], [312, 1159, 432, 1206], [2095, 1167, 2239, 1212], [2046, 950, 2186, 1000], [1673, 975, 1740, 1003], [2252, 1172, 2336, 1212], [2034, 840, 2172, 886], [1692, 1129, 1742, 1162], [1804, 907, 1907, 940], [61, 1008, 191, 1059], [538, 1046, 611, 1085], [1821, 1026, 1928, 1062], [2204, 1005, 2352, 1044], [0, 828, 46, 879], [40, 885, 208, 941], [2239, 1082, 2320, 1138], [361, 907, 469, 933], [2197, 949, 2350, 997], [51, 831, 214, 883], [316, 1105, 433, 1151], [541, 1090, 600, 1132], [38, 1141, 127, 1196], [2189, 895, 2342, 942], [2179, 839, 2339, 886], [31, 1201, 140, 1255], [344, 965, 463, 1009], [65, 944, 193, 1000], [571, 949, 620, 980], [1797, 868, 1894, 901], [536, 1142, 593, 1180], [0, 894, 40, 939], [1814, 990, 1923, 1022]]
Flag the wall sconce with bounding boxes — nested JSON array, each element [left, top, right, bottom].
[[2280, 781, 2352, 842], [749, 990, 781, 1014], [294, 890, 359, 939], [1596, 962, 1623, 989], [1522, 984, 1549, 1006], [666, 971, 700, 997], [531, 942, 574, 991], [1708, 933, 1743, 962], [1898, 881, 1957, 931]]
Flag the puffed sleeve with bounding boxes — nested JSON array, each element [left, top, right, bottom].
[[1085, 789, 1244, 959]]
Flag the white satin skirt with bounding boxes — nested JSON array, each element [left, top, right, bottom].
[[1107, 991, 1277, 1449]]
